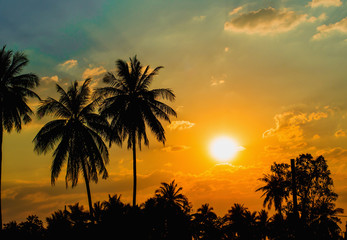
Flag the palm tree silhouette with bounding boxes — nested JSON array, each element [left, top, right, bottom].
[[256, 210, 269, 240], [224, 203, 249, 239], [96, 56, 177, 206], [193, 203, 222, 240], [155, 180, 189, 211], [0, 45, 40, 229], [33, 79, 111, 218], [102, 194, 124, 211], [46, 209, 72, 234], [195, 204, 217, 222], [256, 164, 290, 217]]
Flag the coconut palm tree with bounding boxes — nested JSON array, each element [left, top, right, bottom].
[[193, 204, 222, 240], [256, 168, 290, 217], [194, 204, 217, 222], [0, 45, 39, 229], [33, 79, 113, 218], [256, 210, 269, 240], [155, 180, 189, 212], [96, 56, 177, 206], [224, 203, 249, 239]]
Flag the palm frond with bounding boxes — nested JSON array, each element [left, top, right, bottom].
[[141, 103, 166, 143], [0, 45, 40, 133], [51, 131, 71, 185], [4, 51, 28, 80], [11, 73, 40, 89], [150, 88, 175, 101], [138, 66, 163, 90], [33, 120, 66, 154], [37, 97, 71, 119]]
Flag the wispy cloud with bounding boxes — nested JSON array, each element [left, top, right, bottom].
[[211, 75, 226, 86], [192, 15, 206, 22], [168, 120, 195, 130], [2, 163, 264, 223], [58, 59, 78, 70], [316, 147, 347, 159], [229, 6, 243, 16], [335, 129, 346, 137], [82, 66, 106, 79], [263, 110, 329, 142], [313, 134, 321, 140], [308, 0, 342, 8], [161, 145, 191, 152], [264, 145, 284, 153], [41, 75, 59, 83], [224, 7, 315, 35], [313, 17, 347, 40]]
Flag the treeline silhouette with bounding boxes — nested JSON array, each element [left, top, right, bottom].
[[2, 154, 346, 240]]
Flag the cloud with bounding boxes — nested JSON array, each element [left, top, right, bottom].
[[2, 162, 266, 224], [313, 17, 347, 40], [175, 106, 184, 113], [58, 59, 78, 70], [263, 110, 329, 142], [41, 75, 59, 83], [161, 145, 191, 152], [289, 142, 308, 149], [82, 66, 107, 80], [335, 129, 346, 137], [316, 147, 347, 159], [192, 15, 206, 22], [308, 0, 342, 8], [312, 134, 321, 140], [224, 7, 314, 35], [2, 169, 176, 223], [264, 145, 283, 153], [168, 120, 195, 130], [229, 6, 243, 16], [211, 75, 226, 86]]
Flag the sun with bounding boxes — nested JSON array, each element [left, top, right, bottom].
[[209, 136, 244, 162]]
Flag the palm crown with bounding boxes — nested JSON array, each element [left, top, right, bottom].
[[33, 79, 110, 187], [0, 45, 40, 132], [155, 180, 189, 211], [97, 55, 177, 149]]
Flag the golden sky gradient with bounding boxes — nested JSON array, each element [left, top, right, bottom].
[[1, 0, 347, 223]]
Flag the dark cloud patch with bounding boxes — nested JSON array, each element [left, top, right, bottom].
[[224, 7, 314, 35]]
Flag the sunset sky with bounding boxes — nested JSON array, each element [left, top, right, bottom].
[[1, 0, 347, 223]]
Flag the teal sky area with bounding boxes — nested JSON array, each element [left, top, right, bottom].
[[1, 0, 347, 224]]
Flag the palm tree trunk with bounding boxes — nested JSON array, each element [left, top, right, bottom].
[[278, 204, 282, 219], [132, 132, 137, 207], [81, 161, 94, 220], [0, 116, 2, 231]]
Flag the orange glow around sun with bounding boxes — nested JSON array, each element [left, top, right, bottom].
[[209, 136, 244, 163]]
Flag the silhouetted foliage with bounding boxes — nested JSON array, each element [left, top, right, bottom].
[[2, 215, 44, 239], [0, 45, 40, 229], [33, 79, 111, 217], [192, 203, 224, 240], [258, 154, 344, 239], [96, 56, 177, 206], [256, 162, 290, 217], [2, 156, 345, 240], [143, 180, 192, 239]]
